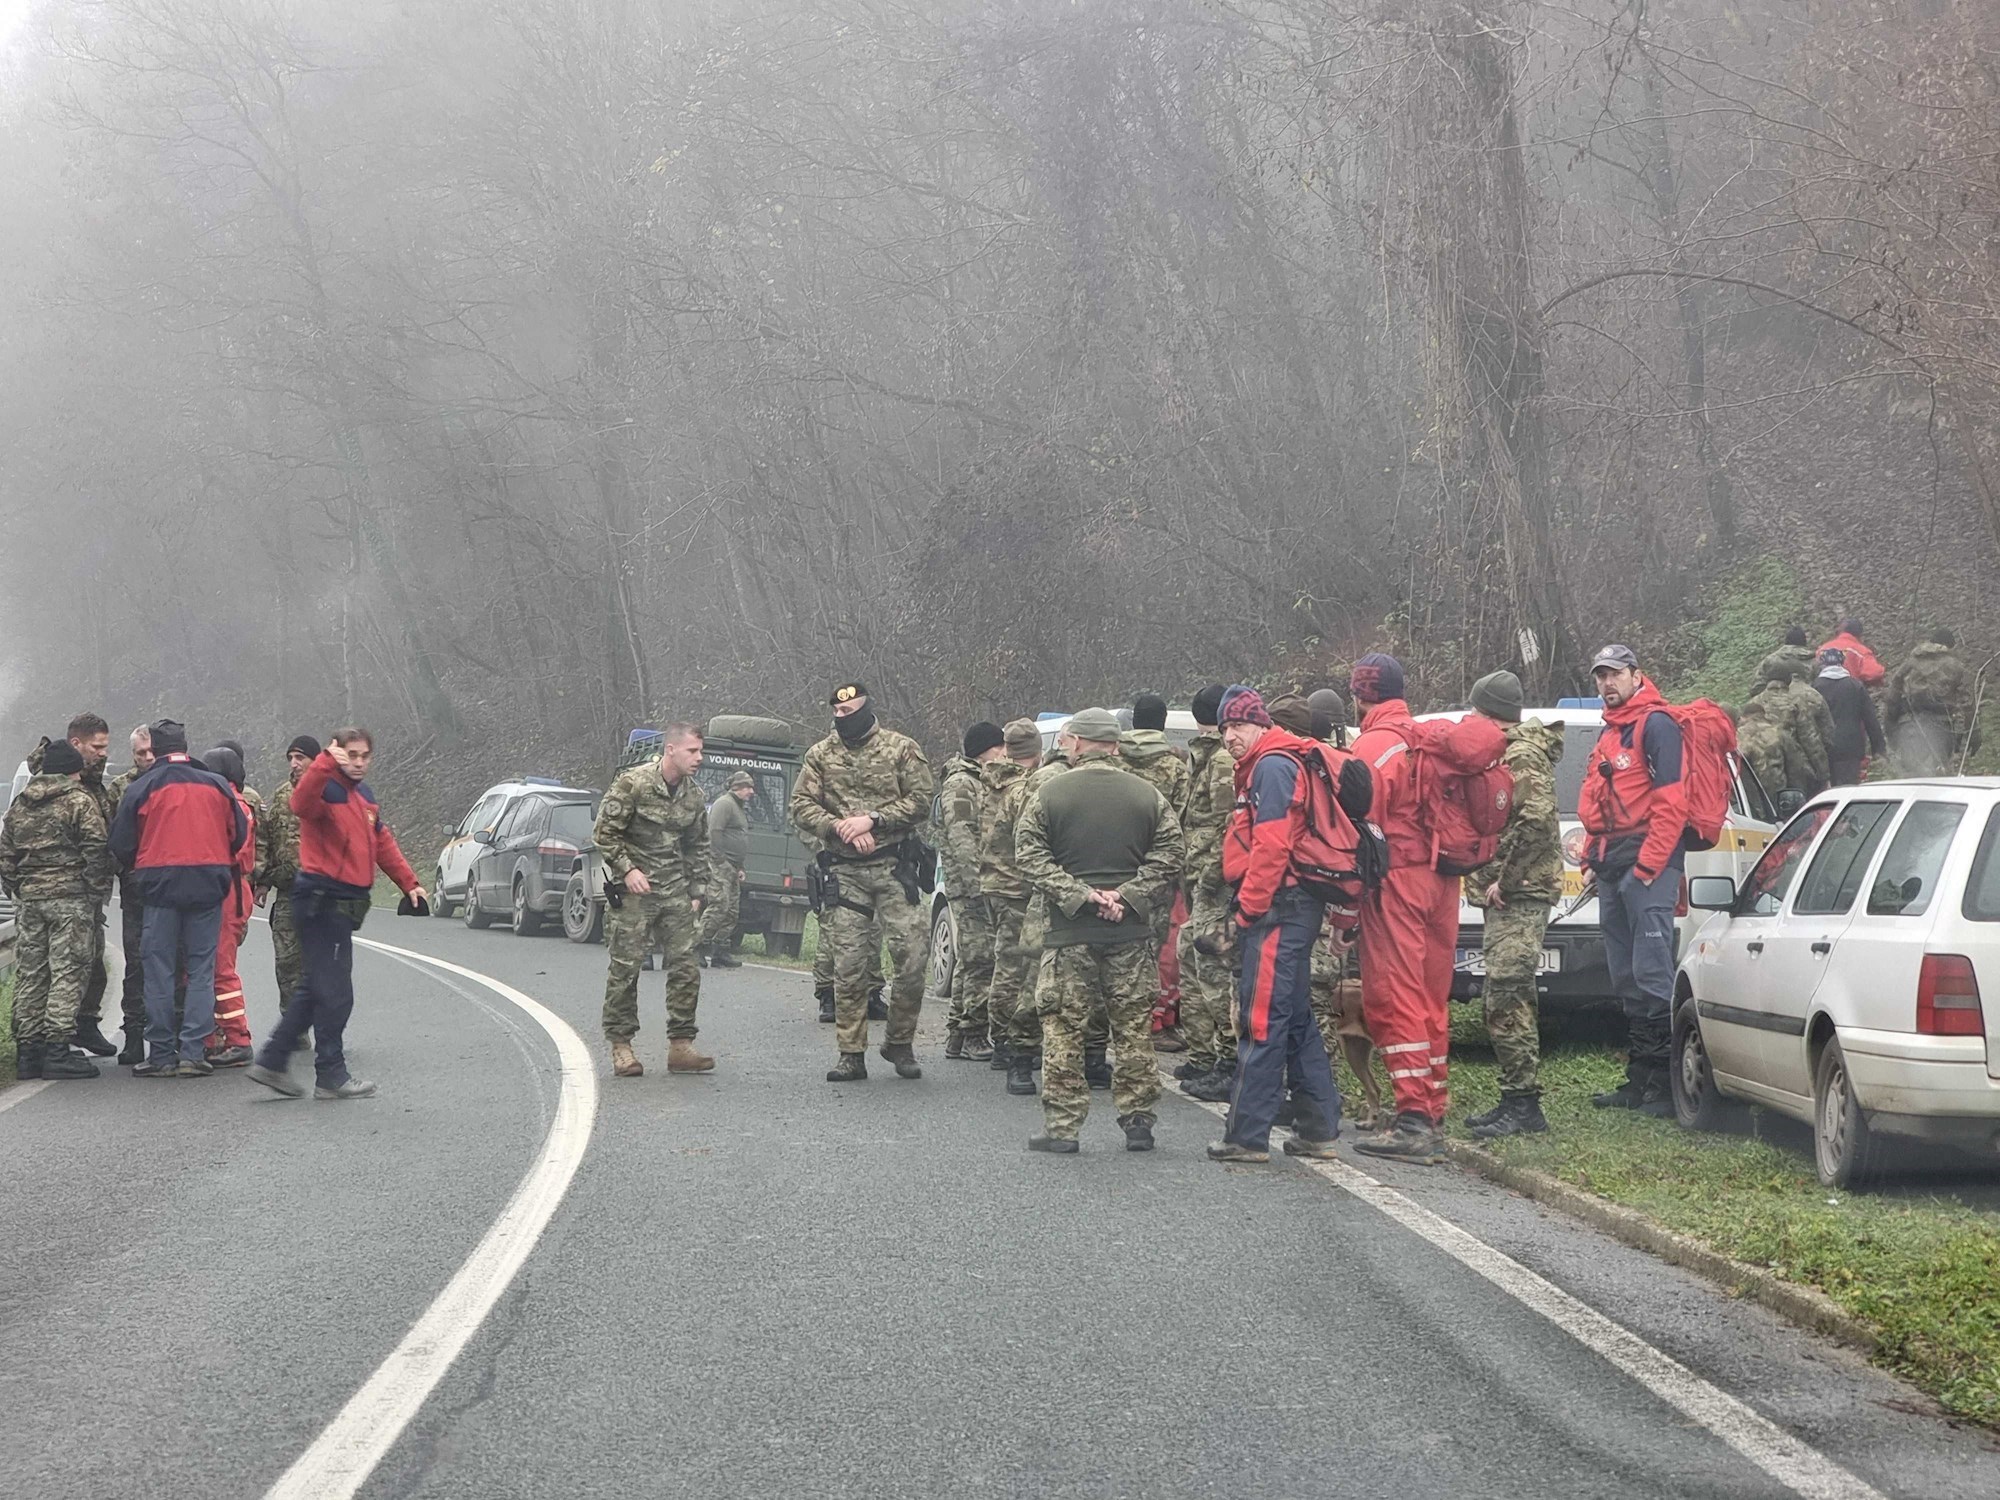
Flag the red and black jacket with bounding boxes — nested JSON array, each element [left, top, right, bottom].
[[1221, 726, 1314, 923], [292, 751, 419, 900], [1578, 680, 1689, 882], [108, 753, 249, 910]]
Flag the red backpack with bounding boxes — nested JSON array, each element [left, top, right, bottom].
[[1412, 716, 1514, 877], [1662, 699, 1737, 849], [1280, 740, 1389, 920]]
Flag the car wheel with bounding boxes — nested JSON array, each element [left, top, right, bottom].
[[432, 869, 457, 918], [511, 877, 543, 936], [1813, 1037, 1891, 1190], [463, 886, 494, 929], [1671, 996, 1743, 1132], [929, 899, 957, 999], [563, 871, 603, 945]]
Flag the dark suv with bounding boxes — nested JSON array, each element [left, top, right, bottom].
[[461, 786, 599, 935]]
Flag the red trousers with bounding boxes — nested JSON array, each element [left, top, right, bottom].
[[1358, 864, 1459, 1121], [209, 890, 254, 1049], [1153, 888, 1188, 1031]]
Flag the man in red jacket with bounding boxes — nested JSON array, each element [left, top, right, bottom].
[[1348, 653, 1457, 1164], [1819, 617, 1886, 689], [248, 728, 425, 1101], [1204, 687, 1344, 1163]]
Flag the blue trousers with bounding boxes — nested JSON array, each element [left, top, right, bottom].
[[142, 902, 222, 1062], [1599, 863, 1681, 1068], [1226, 888, 1342, 1151], [257, 890, 358, 1087]]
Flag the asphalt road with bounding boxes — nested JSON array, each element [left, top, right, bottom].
[[4, 912, 1998, 1499]]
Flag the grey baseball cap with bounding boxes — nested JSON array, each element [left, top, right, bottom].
[[1590, 644, 1639, 673]]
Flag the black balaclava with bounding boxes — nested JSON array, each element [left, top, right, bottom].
[[835, 703, 877, 745]]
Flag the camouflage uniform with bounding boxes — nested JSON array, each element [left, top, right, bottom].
[[1010, 749, 1112, 1057], [1466, 719, 1563, 1094], [698, 792, 750, 950], [811, 910, 882, 992], [1116, 730, 1187, 958], [790, 722, 935, 1056], [1175, 730, 1237, 1072], [1, 772, 113, 1046], [934, 754, 995, 1038], [1885, 641, 1976, 776], [1755, 647, 1832, 789], [1014, 752, 1183, 1139], [69, 762, 123, 1036], [1733, 700, 1790, 805], [257, 770, 307, 1009], [596, 762, 711, 1042], [1748, 682, 1816, 798], [978, 757, 1035, 1051]]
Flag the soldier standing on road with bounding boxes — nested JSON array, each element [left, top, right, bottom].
[[1175, 686, 1237, 1103], [790, 683, 936, 1084], [593, 723, 713, 1079], [938, 722, 1006, 1061], [699, 771, 756, 969], [1014, 707, 1182, 1153], [977, 718, 1043, 1076], [107, 724, 154, 1063], [809, 894, 884, 1024], [36, 713, 123, 1062], [256, 736, 318, 1047], [1462, 672, 1562, 1139], [2, 738, 113, 1081], [1885, 627, 1977, 776]]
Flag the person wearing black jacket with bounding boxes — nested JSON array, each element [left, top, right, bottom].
[[1814, 648, 1886, 786]]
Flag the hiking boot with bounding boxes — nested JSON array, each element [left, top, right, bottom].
[[879, 1041, 922, 1080], [246, 1062, 305, 1097], [71, 1021, 117, 1058], [943, 1029, 965, 1061], [1172, 1058, 1209, 1081], [1120, 1114, 1156, 1152], [14, 1039, 43, 1081], [133, 1053, 180, 1079], [988, 1039, 1012, 1071], [610, 1040, 643, 1078], [1283, 1135, 1341, 1159], [208, 1044, 254, 1069], [816, 987, 836, 1024], [668, 1039, 715, 1074], [117, 1031, 145, 1066], [826, 1051, 867, 1084], [1005, 1056, 1037, 1096], [1151, 1026, 1187, 1054], [1181, 1068, 1232, 1103], [1206, 1140, 1270, 1164], [315, 1077, 377, 1100], [1028, 1135, 1079, 1154], [866, 989, 888, 1022], [40, 1044, 99, 1080], [1594, 1068, 1671, 1116], [1469, 1091, 1549, 1139], [1353, 1112, 1445, 1165], [1084, 1047, 1111, 1090], [177, 1057, 214, 1078], [959, 1029, 993, 1063], [708, 948, 742, 969]]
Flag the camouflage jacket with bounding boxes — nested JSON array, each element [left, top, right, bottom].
[[1178, 731, 1236, 899], [256, 774, 304, 890], [1750, 683, 1821, 791], [1734, 715, 1791, 800], [26, 739, 121, 830], [1, 772, 112, 902], [1885, 643, 1975, 736], [593, 761, 711, 898], [933, 755, 987, 901], [1755, 643, 1819, 691], [791, 724, 935, 862], [1013, 753, 1184, 944], [978, 759, 1034, 901], [1118, 730, 1191, 811], [1468, 719, 1563, 905], [1777, 682, 1832, 785]]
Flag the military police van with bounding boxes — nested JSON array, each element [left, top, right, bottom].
[[562, 715, 815, 953], [1432, 700, 1781, 1010]]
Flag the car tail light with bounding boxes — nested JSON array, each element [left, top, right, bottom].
[[538, 840, 579, 857], [1561, 828, 1587, 866], [1917, 954, 1985, 1037]]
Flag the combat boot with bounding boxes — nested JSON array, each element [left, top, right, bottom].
[[708, 947, 742, 969], [1182, 1067, 1232, 1104], [943, 1029, 965, 1061], [988, 1038, 1011, 1071], [826, 1051, 867, 1083], [816, 986, 836, 1024], [610, 1040, 644, 1078], [696, 946, 710, 969], [1172, 1058, 1208, 1081], [1469, 1090, 1548, 1139], [1005, 1055, 1037, 1096], [1151, 1025, 1187, 1054], [866, 988, 888, 1022], [14, 1039, 43, 1081], [71, 1020, 117, 1058], [667, 1039, 715, 1074], [1352, 1112, 1445, 1165], [1119, 1114, 1155, 1152], [879, 1041, 922, 1080], [1028, 1134, 1078, 1154], [1593, 1064, 1670, 1115], [959, 1028, 993, 1063], [1084, 1047, 1111, 1090], [117, 1030, 145, 1066], [41, 1043, 100, 1081]]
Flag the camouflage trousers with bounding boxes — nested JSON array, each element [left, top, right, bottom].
[[984, 895, 1039, 1049], [822, 859, 926, 1055], [13, 897, 96, 1044], [270, 885, 304, 1017], [74, 902, 109, 1029], [945, 895, 996, 1035], [1176, 889, 1237, 1070], [1036, 941, 1160, 1139], [811, 913, 883, 993], [602, 889, 703, 1041], [699, 868, 743, 949], [1481, 900, 1548, 1093]]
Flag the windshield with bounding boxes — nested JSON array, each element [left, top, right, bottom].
[[549, 802, 594, 845]]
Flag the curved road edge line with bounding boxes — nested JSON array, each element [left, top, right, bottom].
[[263, 935, 599, 1500]]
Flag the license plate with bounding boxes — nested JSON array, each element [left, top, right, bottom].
[[1455, 948, 1562, 976]]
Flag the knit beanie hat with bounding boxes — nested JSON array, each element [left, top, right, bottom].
[[1131, 693, 1168, 732], [1784, 625, 1808, 647], [149, 719, 189, 756], [1350, 653, 1405, 705], [1268, 694, 1313, 736], [1191, 684, 1226, 727], [962, 721, 1006, 760], [1470, 670, 1525, 722], [728, 771, 756, 789], [1065, 707, 1123, 743], [287, 734, 323, 760], [1307, 688, 1348, 740], [1217, 685, 1273, 728], [202, 746, 245, 790], [41, 739, 84, 775]]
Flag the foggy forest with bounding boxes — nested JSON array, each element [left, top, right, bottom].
[[3, 0, 1998, 818]]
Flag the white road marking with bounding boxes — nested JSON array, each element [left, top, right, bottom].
[[1160, 1065, 1884, 1500], [262, 936, 597, 1500], [0, 1079, 51, 1113]]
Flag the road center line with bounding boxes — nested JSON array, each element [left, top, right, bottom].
[[1159, 1066, 1884, 1500], [263, 936, 598, 1500]]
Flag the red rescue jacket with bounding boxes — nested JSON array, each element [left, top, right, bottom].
[[1351, 699, 1426, 866], [1221, 726, 1314, 921], [1578, 680, 1689, 880], [292, 751, 419, 899], [1819, 632, 1886, 688], [108, 753, 249, 910]]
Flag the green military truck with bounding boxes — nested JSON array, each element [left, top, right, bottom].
[[561, 715, 815, 954]]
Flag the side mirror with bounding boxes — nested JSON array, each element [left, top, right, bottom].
[[472, 828, 495, 846], [1687, 875, 1736, 912]]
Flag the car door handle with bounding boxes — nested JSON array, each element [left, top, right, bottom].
[[1811, 941, 1832, 955], [1746, 941, 1763, 954]]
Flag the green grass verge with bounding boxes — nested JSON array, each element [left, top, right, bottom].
[[1446, 1008, 2000, 1429], [738, 916, 822, 973]]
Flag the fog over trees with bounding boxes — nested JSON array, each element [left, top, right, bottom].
[[3, 0, 1997, 781]]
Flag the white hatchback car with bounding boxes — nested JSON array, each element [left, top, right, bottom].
[[1674, 779, 2000, 1187]]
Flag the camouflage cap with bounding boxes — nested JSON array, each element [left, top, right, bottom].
[[1003, 718, 1042, 757], [727, 770, 755, 789], [1268, 693, 1313, 735], [1065, 707, 1122, 743]]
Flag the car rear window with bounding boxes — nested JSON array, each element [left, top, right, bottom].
[[1955, 806, 2000, 921], [1553, 724, 1598, 815], [1872, 801, 1966, 918], [549, 802, 594, 844]]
